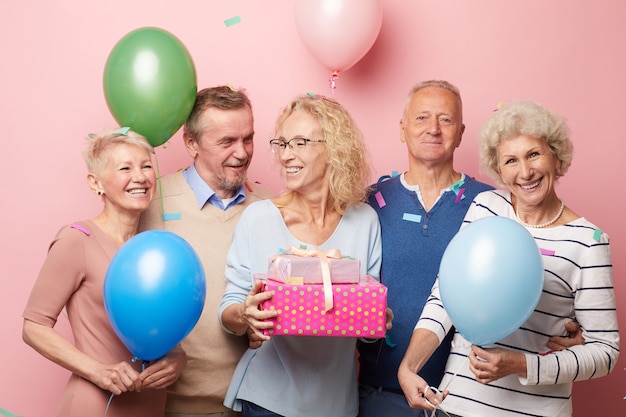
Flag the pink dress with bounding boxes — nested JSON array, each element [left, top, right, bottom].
[[23, 220, 166, 417]]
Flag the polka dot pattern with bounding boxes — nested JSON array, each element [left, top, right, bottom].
[[262, 275, 387, 337]]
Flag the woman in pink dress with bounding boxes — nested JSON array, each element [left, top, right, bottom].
[[22, 128, 187, 417]]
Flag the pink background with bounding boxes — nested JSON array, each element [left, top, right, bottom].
[[1, 1, 623, 416]]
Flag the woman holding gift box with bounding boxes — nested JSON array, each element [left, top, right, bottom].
[[219, 94, 383, 417]]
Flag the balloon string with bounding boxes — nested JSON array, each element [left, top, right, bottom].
[[153, 150, 165, 221], [104, 393, 115, 417], [329, 71, 339, 91], [424, 353, 469, 417], [104, 358, 147, 416]]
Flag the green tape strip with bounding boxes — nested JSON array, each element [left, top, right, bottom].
[[224, 16, 241, 27], [593, 228, 602, 242], [0, 408, 24, 417]]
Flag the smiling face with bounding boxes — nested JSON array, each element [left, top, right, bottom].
[[185, 106, 254, 198], [89, 143, 156, 214], [274, 110, 328, 195], [497, 134, 562, 209], [400, 86, 465, 168]]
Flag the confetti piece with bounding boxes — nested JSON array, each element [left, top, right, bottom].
[[402, 213, 422, 223], [226, 83, 235, 91], [0, 408, 24, 417], [307, 92, 315, 97], [385, 335, 398, 347], [377, 170, 400, 183], [450, 178, 465, 194], [224, 15, 241, 27], [454, 187, 466, 203], [162, 212, 182, 221], [245, 181, 253, 192], [374, 191, 386, 208], [540, 248, 555, 256], [593, 228, 602, 242], [71, 223, 91, 236]]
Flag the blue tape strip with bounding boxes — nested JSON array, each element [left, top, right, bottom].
[[402, 213, 422, 223], [162, 212, 182, 221]]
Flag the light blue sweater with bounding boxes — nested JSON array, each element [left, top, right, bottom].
[[219, 199, 382, 417]]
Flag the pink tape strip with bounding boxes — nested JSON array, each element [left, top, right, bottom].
[[454, 187, 466, 203], [540, 248, 555, 256], [375, 191, 386, 208], [70, 223, 90, 236]]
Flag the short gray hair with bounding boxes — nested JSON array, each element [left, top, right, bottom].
[[403, 80, 463, 122], [83, 128, 153, 174]]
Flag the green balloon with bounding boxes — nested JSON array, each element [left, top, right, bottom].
[[103, 27, 197, 147]]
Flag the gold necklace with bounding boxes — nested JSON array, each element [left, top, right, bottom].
[[516, 199, 565, 228]]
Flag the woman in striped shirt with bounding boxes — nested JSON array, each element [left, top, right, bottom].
[[398, 100, 619, 417]]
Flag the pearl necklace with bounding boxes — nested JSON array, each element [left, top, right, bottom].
[[516, 199, 565, 228]]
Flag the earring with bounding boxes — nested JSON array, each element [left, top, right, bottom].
[[97, 191, 102, 195]]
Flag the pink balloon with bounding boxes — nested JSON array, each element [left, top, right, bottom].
[[295, 0, 383, 74]]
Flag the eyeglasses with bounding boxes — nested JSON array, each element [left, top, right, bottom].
[[269, 137, 326, 154]]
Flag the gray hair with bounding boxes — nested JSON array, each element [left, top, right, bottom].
[[478, 100, 573, 186], [403, 80, 463, 122]]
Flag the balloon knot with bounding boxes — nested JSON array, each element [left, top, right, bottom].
[[329, 71, 339, 90]]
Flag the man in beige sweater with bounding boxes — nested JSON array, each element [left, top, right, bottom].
[[139, 86, 273, 417]]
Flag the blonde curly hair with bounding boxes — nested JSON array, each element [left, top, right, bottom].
[[274, 94, 371, 214]]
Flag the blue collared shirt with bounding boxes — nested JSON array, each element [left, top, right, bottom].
[[183, 164, 246, 211]]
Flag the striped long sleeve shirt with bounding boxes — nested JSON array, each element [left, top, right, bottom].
[[416, 189, 620, 417]]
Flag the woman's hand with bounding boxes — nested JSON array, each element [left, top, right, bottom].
[[92, 361, 143, 395], [469, 345, 527, 384], [140, 345, 187, 390], [385, 307, 394, 331], [222, 279, 278, 341], [398, 361, 447, 410], [23, 319, 142, 395], [240, 279, 278, 342], [396, 328, 447, 410]]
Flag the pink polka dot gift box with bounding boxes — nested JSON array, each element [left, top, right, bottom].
[[260, 274, 388, 338]]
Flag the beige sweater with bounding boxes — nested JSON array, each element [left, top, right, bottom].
[[139, 171, 273, 414]]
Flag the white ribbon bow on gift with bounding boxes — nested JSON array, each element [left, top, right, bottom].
[[272, 247, 343, 312]]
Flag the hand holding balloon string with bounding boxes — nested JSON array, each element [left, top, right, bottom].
[[139, 345, 187, 390], [93, 360, 144, 395], [468, 345, 528, 384]]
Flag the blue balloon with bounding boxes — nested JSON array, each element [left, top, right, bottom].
[[438, 216, 544, 346], [104, 230, 205, 360]]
